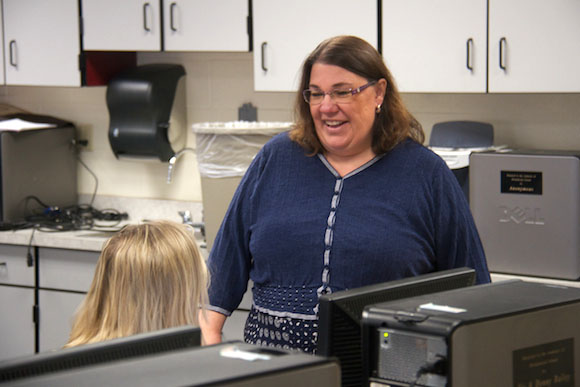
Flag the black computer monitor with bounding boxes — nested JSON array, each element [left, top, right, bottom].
[[0, 342, 341, 387], [0, 325, 201, 383], [316, 267, 476, 387]]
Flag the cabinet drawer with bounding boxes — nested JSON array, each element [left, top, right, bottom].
[[39, 248, 100, 292], [0, 244, 34, 287]]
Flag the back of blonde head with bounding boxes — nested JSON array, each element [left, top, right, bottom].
[[65, 220, 208, 348]]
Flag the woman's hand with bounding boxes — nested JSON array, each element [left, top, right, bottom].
[[199, 309, 227, 345]]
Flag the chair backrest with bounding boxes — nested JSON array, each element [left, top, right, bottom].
[[429, 121, 493, 148]]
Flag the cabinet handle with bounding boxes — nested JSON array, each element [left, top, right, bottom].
[[499, 37, 507, 71], [143, 2, 151, 32], [170, 2, 178, 32], [261, 42, 268, 72], [9, 40, 17, 67], [0, 262, 6, 267], [466, 38, 474, 71]]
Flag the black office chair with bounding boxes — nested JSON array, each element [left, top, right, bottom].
[[429, 121, 493, 148]]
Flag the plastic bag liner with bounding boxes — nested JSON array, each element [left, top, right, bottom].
[[192, 121, 293, 178]]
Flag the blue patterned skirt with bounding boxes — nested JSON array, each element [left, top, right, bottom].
[[243, 305, 319, 354]]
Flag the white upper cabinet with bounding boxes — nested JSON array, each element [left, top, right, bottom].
[[382, 0, 487, 93], [82, 0, 162, 51], [82, 0, 249, 52], [381, 0, 580, 93], [0, 5, 4, 85], [3, 0, 81, 86], [252, 0, 378, 92], [488, 0, 580, 93], [163, 0, 248, 52]]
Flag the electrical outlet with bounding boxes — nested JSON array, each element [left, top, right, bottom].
[[76, 125, 93, 151]]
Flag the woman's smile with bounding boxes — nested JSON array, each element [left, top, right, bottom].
[[309, 63, 383, 161]]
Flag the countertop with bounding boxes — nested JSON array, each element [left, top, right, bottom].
[[0, 196, 204, 253]]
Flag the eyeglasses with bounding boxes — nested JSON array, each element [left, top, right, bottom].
[[302, 80, 377, 105]]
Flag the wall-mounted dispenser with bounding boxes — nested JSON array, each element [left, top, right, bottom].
[[106, 64, 186, 161]]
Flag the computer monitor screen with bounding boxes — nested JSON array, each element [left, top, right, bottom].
[[0, 325, 201, 383], [316, 267, 476, 387]]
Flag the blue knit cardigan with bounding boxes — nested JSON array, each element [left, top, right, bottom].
[[207, 132, 490, 318]]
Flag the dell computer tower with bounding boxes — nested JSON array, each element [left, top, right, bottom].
[[362, 280, 580, 387], [470, 150, 580, 279]]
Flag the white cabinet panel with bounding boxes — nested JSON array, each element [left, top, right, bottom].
[[0, 285, 35, 361], [382, 0, 487, 93], [38, 290, 86, 352], [163, 0, 248, 52], [253, 0, 378, 92], [0, 244, 35, 361], [82, 0, 248, 52], [82, 0, 162, 51], [38, 248, 99, 293], [0, 4, 4, 85], [37, 248, 96, 351], [0, 245, 34, 287], [488, 0, 580, 92], [3, 0, 81, 86]]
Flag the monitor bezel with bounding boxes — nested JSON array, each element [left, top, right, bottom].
[[316, 267, 476, 387], [0, 325, 201, 383]]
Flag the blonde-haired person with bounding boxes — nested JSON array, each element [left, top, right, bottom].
[[65, 220, 208, 348]]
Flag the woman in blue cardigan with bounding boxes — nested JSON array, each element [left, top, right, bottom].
[[201, 35, 490, 353]]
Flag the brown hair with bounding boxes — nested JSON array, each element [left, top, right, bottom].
[[65, 220, 209, 348], [290, 35, 424, 154]]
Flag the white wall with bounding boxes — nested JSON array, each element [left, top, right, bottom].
[[0, 51, 579, 204]]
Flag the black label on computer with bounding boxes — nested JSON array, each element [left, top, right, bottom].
[[501, 171, 542, 195], [513, 338, 574, 387]]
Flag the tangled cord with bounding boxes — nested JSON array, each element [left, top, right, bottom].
[[25, 204, 128, 232], [0, 196, 128, 233], [408, 356, 448, 387]]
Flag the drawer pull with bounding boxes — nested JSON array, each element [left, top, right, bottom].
[[261, 42, 268, 72], [499, 37, 507, 71], [0, 262, 6, 267], [9, 40, 17, 67], [466, 38, 474, 71], [170, 2, 178, 32], [143, 2, 151, 32]]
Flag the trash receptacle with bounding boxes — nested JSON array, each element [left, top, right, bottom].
[[193, 121, 293, 250]]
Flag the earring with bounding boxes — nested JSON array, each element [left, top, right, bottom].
[[375, 104, 381, 114]]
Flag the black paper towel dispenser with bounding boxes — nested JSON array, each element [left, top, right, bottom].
[[107, 64, 186, 161]]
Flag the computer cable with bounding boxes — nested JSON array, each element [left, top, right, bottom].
[[408, 355, 448, 387]]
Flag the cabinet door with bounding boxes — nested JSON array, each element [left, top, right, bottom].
[[163, 0, 248, 52], [253, 0, 378, 92], [38, 248, 99, 292], [0, 285, 35, 361], [82, 0, 162, 51], [3, 0, 81, 86], [0, 4, 4, 85], [381, 0, 486, 92], [0, 244, 34, 287], [38, 290, 86, 352], [489, 0, 580, 92]]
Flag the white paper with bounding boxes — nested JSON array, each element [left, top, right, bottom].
[[219, 345, 271, 361], [0, 118, 57, 131], [419, 302, 467, 314]]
